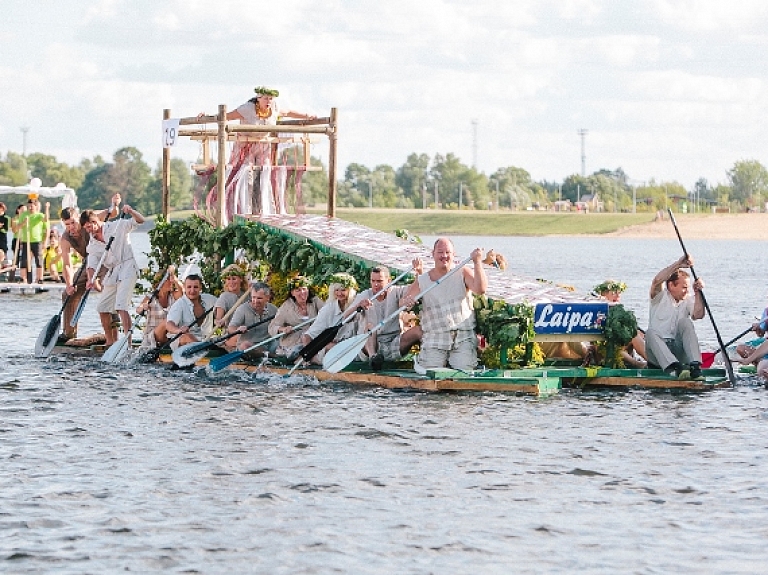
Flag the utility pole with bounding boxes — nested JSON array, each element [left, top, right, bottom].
[[578, 128, 588, 177], [20, 126, 30, 157], [434, 180, 439, 209], [471, 119, 478, 169], [458, 182, 463, 209]]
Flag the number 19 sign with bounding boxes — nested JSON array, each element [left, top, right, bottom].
[[162, 118, 180, 148]]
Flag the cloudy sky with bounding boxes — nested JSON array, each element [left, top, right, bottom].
[[1, 0, 766, 188]]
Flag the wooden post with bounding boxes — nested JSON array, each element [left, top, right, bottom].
[[327, 107, 338, 218], [217, 104, 227, 228], [202, 138, 210, 165], [162, 109, 171, 219]]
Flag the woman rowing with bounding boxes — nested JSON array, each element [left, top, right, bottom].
[[268, 275, 324, 358], [298, 273, 358, 364]]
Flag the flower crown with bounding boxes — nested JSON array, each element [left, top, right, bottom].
[[221, 264, 247, 279], [593, 280, 627, 294], [254, 86, 279, 97], [287, 275, 312, 290], [328, 273, 358, 290]]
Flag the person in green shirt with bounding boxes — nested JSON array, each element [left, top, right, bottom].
[[18, 197, 47, 284]]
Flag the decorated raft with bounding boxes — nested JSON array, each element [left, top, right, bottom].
[[44, 214, 731, 395]]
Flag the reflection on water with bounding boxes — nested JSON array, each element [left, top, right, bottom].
[[1, 235, 767, 573]]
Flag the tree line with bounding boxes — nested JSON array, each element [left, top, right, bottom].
[[1, 147, 766, 215]]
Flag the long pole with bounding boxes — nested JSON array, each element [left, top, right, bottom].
[[667, 208, 736, 385], [434, 180, 438, 209], [458, 182, 462, 209], [327, 107, 338, 217], [162, 108, 171, 219], [216, 104, 227, 228]]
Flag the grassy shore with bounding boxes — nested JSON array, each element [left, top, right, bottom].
[[162, 208, 766, 239], [307, 208, 656, 235]]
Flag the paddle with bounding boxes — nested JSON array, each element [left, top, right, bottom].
[[323, 256, 473, 373], [668, 208, 736, 384], [34, 264, 87, 358], [100, 314, 144, 363], [209, 316, 316, 373], [723, 326, 758, 349], [69, 235, 116, 327], [172, 314, 276, 367], [136, 305, 215, 364]]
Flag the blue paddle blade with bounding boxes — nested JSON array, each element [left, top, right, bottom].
[[209, 350, 244, 372]]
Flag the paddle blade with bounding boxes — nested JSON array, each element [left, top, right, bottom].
[[136, 347, 161, 364], [101, 334, 130, 363], [40, 313, 61, 350], [35, 314, 61, 358], [322, 333, 369, 373], [172, 341, 211, 367], [208, 349, 245, 372], [299, 325, 341, 361]]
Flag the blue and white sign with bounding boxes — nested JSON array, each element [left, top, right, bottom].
[[533, 303, 608, 335]]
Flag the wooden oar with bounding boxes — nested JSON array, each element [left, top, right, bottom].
[[668, 208, 735, 384], [172, 314, 275, 367], [323, 256, 472, 373], [69, 235, 116, 327], [136, 305, 215, 364], [34, 264, 87, 358], [209, 317, 316, 373]]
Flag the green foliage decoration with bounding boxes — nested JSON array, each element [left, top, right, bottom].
[[473, 295, 536, 367], [600, 304, 639, 368]]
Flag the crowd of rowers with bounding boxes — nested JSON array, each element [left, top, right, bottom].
[[52, 196, 768, 380], [132, 238, 490, 372]]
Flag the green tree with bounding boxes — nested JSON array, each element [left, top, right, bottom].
[[26, 153, 86, 189], [395, 153, 430, 207], [76, 147, 151, 211], [0, 151, 28, 186], [146, 158, 194, 214], [727, 159, 768, 207]]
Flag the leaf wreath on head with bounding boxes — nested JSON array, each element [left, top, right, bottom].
[[254, 86, 279, 97], [220, 263, 248, 279], [287, 275, 312, 290], [328, 273, 358, 290], [593, 280, 627, 295]]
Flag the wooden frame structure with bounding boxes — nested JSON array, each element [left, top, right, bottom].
[[161, 106, 338, 227]]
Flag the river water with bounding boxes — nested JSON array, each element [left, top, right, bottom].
[[2, 234, 767, 574]]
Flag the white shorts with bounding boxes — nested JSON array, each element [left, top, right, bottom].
[[96, 275, 137, 313], [417, 331, 477, 371]]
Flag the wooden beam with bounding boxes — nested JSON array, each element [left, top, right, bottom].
[[162, 109, 171, 219], [217, 104, 227, 229], [327, 107, 338, 218]]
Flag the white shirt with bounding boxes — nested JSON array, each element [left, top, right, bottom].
[[649, 288, 695, 340]]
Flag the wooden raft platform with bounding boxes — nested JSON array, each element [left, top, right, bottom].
[[244, 214, 594, 305]]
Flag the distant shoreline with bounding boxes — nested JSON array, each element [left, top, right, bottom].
[[153, 210, 768, 241]]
